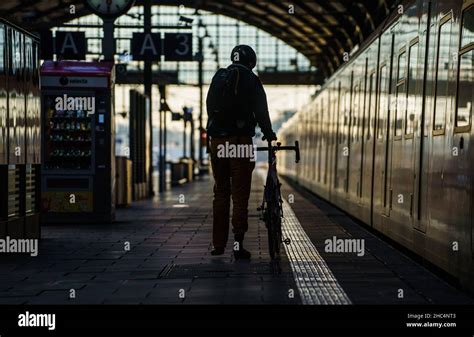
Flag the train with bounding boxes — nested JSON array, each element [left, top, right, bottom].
[[278, 0, 474, 290], [0, 18, 41, 239]]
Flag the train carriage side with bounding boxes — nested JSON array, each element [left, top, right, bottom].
[[0, 19, 41, 240], [421, 0, 474, 286], [278, 0, 474, 290], [452, 0, 474, 286], [0, 23, 6, 237]]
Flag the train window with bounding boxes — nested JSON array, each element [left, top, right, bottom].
[[345, 90, 351, 143], [0, 25, 4, 73], [359, 83, 364, 141], [353, 84, 359, 142], [433, 18, 452, 133], [455, 50, 473, 128], [339, 91, 345, 144], [395, 83, 406, 137], [461, 5, 474, 48], [377, 65, 388, 139], [367, 72, 376, 140], [397, 50, 407, 80], [315, 110, 319, 146], [406, 42, 419, 135], [395, 51, 407, 138], [357, 84, 364, 141]]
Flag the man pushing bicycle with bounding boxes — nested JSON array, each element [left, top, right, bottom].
[[206, 45, 277, 260]]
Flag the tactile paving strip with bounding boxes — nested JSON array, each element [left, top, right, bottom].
[[281, 201, 352, 305]]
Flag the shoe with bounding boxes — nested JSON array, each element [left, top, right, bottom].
[[211, 247, 225, 256], [234, 247, 251, 260], [233, 241, 251, 260]]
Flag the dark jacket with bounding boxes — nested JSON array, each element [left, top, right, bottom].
[[206, 64, 273, 138]]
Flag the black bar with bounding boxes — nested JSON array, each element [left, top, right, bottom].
[[0, 305, 472, 337]]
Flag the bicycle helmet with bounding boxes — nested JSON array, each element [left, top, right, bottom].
[[230, 45, 257, 70]]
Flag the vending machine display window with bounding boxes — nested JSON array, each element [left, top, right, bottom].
[[43, 94, 94, 171]]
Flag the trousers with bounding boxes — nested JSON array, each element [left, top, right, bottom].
[[209, 136, 256, 248]]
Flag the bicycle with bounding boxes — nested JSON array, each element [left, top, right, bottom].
[[256, 140, 300, 262]]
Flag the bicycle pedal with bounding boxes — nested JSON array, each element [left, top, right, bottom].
[[283, 238, 291, 245]]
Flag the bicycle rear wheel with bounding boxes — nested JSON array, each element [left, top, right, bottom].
[[264, 157, 283, 261], [267, 214, 282, 260], [266, 182, 283, 260]]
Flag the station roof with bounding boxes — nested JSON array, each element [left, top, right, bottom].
[[0, 0, 397, 78]]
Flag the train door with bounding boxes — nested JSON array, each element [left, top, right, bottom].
[[413, 1, 436, 233], [335, 84, 348, 193], [295, 110, 303, 182], [402, 38, 421, 228], [349, 78, 361, 201], [358, 58, 368, 205], [362, 67, 377, 220], [318, 96, 324, 185], [314, 103, 320, 185], [330, 82, 340, 198], [386, 22, 403, 218], [373, 61, 389, 222], [411, 31, 427, 232], [428, 13, 454, 231], [345, 72, 353, 195], [452, 3, 473, 255], [304, 109, 309, 182], [307, 106, 313, 183], [373, 27, 395, 224], [324, 91, 330, 187]]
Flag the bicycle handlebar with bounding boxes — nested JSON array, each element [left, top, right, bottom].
[[256, 140, 300, 163]]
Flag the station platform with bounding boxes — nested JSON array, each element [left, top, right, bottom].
[[0, 170, 472, 305]]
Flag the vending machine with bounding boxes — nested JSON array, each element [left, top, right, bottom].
[[40, 61, 116, 223]]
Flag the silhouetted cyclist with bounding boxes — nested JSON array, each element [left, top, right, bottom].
[[206, 45, 277, 260]]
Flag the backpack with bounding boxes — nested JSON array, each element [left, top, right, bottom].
[[207, 65, 250, 132]]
